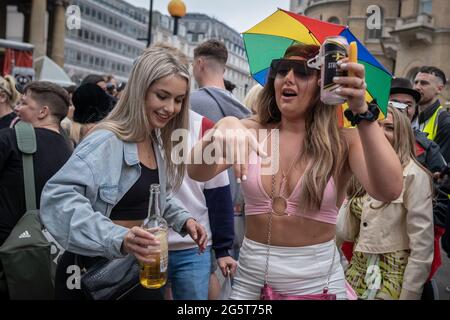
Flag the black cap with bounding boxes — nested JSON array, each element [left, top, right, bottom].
[[72, 83, 113, 124], [390, 77, 421, 103]]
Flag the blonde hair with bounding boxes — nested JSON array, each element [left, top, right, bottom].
[[370, 106, 432, 209], [0, 75, 20, 107], [387, 106, 418, 168], [258, 44, 346, 211], [96, 45, 190, 190], [243, 84, 263, 115]]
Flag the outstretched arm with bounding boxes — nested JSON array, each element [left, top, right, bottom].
[[188, 116, 265, 182]]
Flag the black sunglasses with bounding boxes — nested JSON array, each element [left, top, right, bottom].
[[268, 59, 317, 79]]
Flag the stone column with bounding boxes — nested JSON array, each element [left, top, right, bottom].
[[50, 0, 67, 67], [29, 0, 47, 59]]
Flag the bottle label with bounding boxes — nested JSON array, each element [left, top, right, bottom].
[[323, 41, 348, 90], [157, 230, 168, 273], [160, 251, 168, 272]]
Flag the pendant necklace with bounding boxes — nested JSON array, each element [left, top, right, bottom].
[[271, 137, 303, 216]]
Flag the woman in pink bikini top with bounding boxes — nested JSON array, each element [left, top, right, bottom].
[[188, 43, 403, 300]]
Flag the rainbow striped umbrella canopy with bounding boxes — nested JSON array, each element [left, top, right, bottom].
[[243, 9, 392, 118]]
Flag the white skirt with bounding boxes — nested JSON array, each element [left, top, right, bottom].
[[230, 237, 347, 300]]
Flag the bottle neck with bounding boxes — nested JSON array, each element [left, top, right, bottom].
[[147, 190, 161, 220]]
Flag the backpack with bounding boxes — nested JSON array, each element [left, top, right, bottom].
[[0, 122, 64, 299]]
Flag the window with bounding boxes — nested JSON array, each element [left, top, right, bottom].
[[419, 0, 432, 14], [77, 52, 81, 62], [161, 16, 169, 29], [327, 17, 340, 25]]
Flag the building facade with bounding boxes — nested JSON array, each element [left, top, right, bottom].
[[64, 0, 194, 83], [2, 0, 255, 101], [289, 0, 450, 103], [182, 13, 255, 101], [2, 0, 70, 67]]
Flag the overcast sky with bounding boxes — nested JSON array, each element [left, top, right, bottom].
[[124, 0, 291, 33]]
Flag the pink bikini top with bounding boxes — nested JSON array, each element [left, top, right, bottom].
[[241, 152, 338, 225]]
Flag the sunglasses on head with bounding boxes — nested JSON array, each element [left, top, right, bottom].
[[268, 58, 319, 79]]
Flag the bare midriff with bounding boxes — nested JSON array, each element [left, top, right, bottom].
[[245, 214, 335, 247], [113, 220, 144, 229]]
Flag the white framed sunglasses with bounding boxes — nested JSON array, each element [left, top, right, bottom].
[[388, 100, 409, 111]]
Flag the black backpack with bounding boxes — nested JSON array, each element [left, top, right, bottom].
[[0, 122, 63, 299]]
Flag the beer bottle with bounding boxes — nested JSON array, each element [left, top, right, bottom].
[[140, 184, 168, 289]]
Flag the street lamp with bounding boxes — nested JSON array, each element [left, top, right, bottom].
[[168, 0, 186, 36], [147, 0, 154, 47]]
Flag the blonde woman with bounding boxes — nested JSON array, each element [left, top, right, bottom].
[[188, 43, 402, 299], [40, 46, 207, 300], [344, 106, 434, 300], [0, 75, 20, 129], [243, 84, 263, 115]]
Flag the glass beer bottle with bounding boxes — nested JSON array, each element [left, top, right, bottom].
[[139, 184, 169, 289]]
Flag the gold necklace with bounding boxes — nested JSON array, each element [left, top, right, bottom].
[[270, 135, 303, 216]]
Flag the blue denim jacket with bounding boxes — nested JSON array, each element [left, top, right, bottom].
[[40, 129, 192, 259]]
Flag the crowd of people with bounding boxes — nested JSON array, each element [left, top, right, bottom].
[[0, 37, 449, 300]]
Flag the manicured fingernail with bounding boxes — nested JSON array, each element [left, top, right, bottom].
[[335, 88, 342, 93], [236, 178, 242, 184], [340, 63, 347, 68], [242, 175, 247, 181], [333, 76, 340, 81]]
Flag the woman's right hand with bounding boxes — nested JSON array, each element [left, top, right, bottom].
[[204, 117, 267, 182], [121, 226, 160, 265]]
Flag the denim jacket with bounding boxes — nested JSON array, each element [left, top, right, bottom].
[[40, 129, 192, 259]]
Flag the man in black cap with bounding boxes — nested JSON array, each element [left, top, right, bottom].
[[413, 66, 450, 163], [390, 77, 447, 300]]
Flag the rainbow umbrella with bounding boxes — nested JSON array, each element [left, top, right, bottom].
[[243, 9, 392, 121]]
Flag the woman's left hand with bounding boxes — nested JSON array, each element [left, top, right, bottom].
[[333, 58, 367, 114], [185, 218, 208, 253]]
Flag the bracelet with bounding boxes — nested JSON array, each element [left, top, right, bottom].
[[344, 101, 380, 126]]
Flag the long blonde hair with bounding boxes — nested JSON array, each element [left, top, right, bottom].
[[387, 106, 418, 168], [258, 44, 346, 211], [96, 45, 190, 190]]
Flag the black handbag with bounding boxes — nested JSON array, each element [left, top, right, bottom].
[[78, 254, 140, 300]]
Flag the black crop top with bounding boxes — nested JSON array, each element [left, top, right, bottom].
[[109, 164, 159, 221]]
